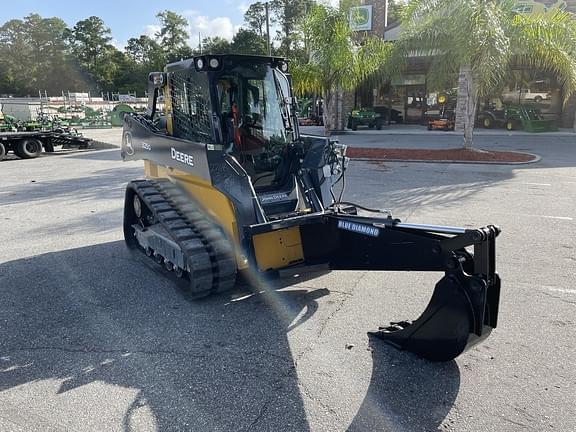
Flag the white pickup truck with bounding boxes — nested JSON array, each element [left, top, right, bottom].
[[502, 89, 552, 103]]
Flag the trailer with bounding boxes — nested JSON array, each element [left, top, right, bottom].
[[0, 130, 92, 161]]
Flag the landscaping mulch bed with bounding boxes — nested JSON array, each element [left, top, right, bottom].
[[347, 147, 538, 163]]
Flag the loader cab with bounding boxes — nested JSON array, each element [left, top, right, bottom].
[[151, 55, 306, 217], [156, 56, 297, 143]]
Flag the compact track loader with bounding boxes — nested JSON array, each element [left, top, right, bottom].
[[121, 55, 501, 361]]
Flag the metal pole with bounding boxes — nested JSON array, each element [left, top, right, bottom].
[[198, 32, 202, 54], [384, 0, 389, 28], [265, 2, 271, 56]]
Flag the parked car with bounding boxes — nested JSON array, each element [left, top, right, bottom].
[[502, 89, 552, 103], [374, 106, 404, 124]]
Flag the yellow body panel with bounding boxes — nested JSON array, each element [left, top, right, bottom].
[[252, 227, 304, 271], [143, 160, 248, 269]]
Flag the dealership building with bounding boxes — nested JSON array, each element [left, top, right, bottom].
[[347, 0, 576, 129]]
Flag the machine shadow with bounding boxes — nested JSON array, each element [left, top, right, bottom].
[[347, 336, 460, 432], [0, 241, 323, 431]]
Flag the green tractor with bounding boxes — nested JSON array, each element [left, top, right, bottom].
[[110, 103, 135, 127], [0, 113, 21, 132], [346, 108, 384, 131], [479, 104, 557, 132]]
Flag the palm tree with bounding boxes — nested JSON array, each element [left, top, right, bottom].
[[291, 2, 391, 133], [394, 0, 576, 148]]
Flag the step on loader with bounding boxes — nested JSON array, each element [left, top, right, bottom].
[[121, 55, 501, 361]]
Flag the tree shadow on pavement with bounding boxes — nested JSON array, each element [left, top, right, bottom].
[[338, 130, 576, 215], [0, 241, 328, 432], [343, 160, 512, 215], [0, 166, 142, 206], [348, 336, 460, 432]]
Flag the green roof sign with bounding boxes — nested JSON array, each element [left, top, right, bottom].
[[512, 0, 567, 14], [350, 5, 373, 31]]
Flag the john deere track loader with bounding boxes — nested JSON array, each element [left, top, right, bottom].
[[121, 55, 501, 361]]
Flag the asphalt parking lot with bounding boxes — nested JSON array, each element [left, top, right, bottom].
[[1, 128, 575, 431]]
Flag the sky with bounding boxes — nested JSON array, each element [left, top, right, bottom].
[[0, 0, 267, 49]]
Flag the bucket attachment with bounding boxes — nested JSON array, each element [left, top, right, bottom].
[[250, 213, 501, 362], [309, 216, 502, 362], [370, 269, 500, 362]]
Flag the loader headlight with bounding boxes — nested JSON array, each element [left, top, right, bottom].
[[278, 61, 288, 73], [148, 72, 165, 87], [209, 57, 220, 69], [195, 58, 205, 71]]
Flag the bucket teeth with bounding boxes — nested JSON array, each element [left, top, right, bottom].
[[377, 321, 412, 333], [371, 271, 496, 362]]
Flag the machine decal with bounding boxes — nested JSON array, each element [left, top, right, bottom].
[[171, 147, 195, 166], [259, 192, 290, 204], [124, 131, 135, 156], [121, 115, 211, 181], [337, 220, 380, 237]]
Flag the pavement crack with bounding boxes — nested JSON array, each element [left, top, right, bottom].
[[298, 381, 341, 420], [296, 273, 367, 364], [239, 276, 364, 431], [499, 415, 538, 431], [241, 367, 296, 432], [243, 387, 277, 431], [242, 276, 366, 430], [541, 291, 576, 306], [316, 273, 367, 337]]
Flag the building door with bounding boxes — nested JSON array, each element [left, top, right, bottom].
[[404, 85, 427, 124]]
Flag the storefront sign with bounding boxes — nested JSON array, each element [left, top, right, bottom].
[[512, 0, 567, 14], [391, 74, 426, 86], [350, 6, 373, 31]]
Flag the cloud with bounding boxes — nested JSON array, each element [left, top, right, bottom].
[[111, 39, 126, 50], [237, 2, 250, 14], [144, 9, 244, 45], [144, 24, 161, 38], [319, 0, 341, 8], [184, 11, 238, 41]]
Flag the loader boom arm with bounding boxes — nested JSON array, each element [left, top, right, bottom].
[[247, 212, 501, 361]]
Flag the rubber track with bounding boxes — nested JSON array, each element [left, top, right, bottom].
[[130, 179, 236, 297]]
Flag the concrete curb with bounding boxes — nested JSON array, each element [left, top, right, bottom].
[[352, 152, 542, 165], [299, 125, 576, 138], [337, 130, 575, 137], [86, 138, 542, 165]]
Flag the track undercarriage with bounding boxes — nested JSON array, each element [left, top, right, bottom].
[[124, 179, 236, 298]]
